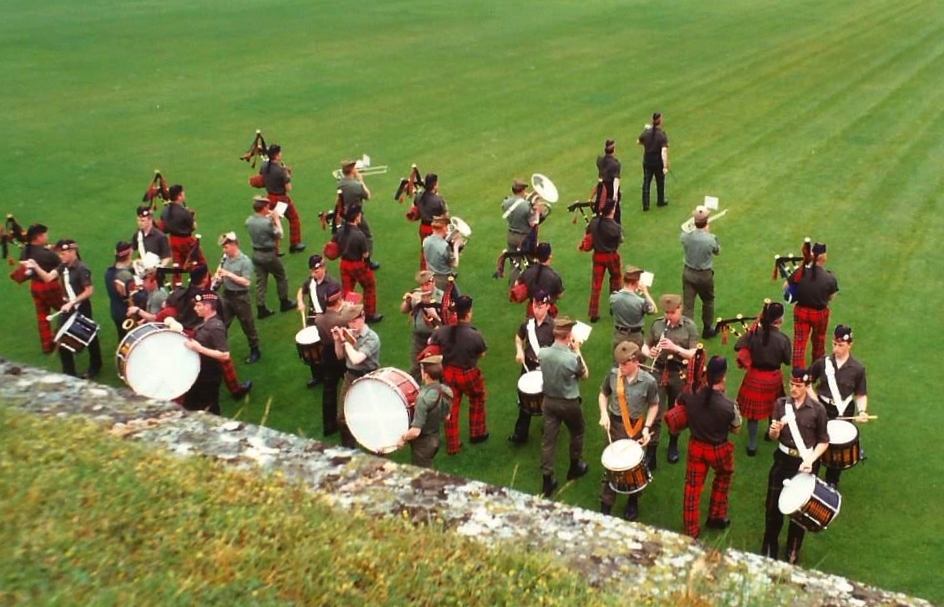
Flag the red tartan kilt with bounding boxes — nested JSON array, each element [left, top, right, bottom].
[[267, 193, 292, 206], [737, 367, 785, 420], [31, 279, 65, 306], [592, 251, 620, 266]]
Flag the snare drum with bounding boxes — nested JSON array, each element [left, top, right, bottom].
[[778, 473, 842, 533], [601, 439, 651, 494], [517, 371, 544, 415], [344, 367, 420, 453], [116, 323, 200, 400], [54, 312, 100, 353], [295, 326, 322, 366], [823, 420, 860, 470]]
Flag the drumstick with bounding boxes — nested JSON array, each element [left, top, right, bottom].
[[46, 310, 64, 322], [836, 415, 878, 420], [299, 307, 307, 330]]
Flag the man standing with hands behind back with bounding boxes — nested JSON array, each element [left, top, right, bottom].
[[638, 112, 669, 211]]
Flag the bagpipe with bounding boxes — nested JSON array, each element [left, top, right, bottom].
[[566, 200, 595, 226], [492, 248, 533, 280], [141, 171, 171, 212], [439, 276, 459, 326], [712, 312, 759, 346], [773, 237, 812, 304], [664, 343, 707, 434], [240, 130, 269, 168], [2, 215, 27, 266], [396, 164, 425, 210], [317, 189, 344, 235]]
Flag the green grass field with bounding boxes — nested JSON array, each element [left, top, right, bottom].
[[2, 0, 943, 603]]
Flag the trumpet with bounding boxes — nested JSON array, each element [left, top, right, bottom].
[[681, 208, 728, 233]]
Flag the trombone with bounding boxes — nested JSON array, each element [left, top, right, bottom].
[[331, 154, 388, 180], [681, 208, 728, 233]]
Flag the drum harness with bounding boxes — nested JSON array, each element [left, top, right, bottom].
[[824, 357, 854, 416]]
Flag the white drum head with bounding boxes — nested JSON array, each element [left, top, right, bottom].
[[827, 419, 858, 444], [779, 472, 815, 514], [295, 326, 321, 345], [122, 328, 200, 401], [517, 371, 543, 395], [345, 377, 410, 453], [601, 439, 644, 471]]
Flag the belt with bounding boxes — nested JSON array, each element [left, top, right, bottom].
[[615, 326, 643, 333], [222, 288, 248, 295], [798, 304, 828, 311], [253, 247, 275, 252], [685, 266, 712, 272], [346, 368, 369, 379], [778, 443, 802, 458]]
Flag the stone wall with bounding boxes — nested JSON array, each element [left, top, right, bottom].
[[0, 359, 932, 607]]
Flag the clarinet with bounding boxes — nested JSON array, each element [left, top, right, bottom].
[[210, 254, 226, 291]]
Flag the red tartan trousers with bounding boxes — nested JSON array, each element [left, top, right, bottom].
[[30, 280, 65, 353], [589, 251, 621, 318], [683, 438, 734, 539], [442, 365, 487, 454], [418, 223, 433, 269], [340, 259, 377, 316], [222, 358, 243, 395], [267, 194, 303, 247], [792, 305, 830, 368]]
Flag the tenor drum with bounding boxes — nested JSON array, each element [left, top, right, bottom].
[[54, 312, 99, 353], [344, 367, 420, 454], [517, 371, 544, 415], [778, 473, 842, 533], [116, 323, 200, 400], [823, 420, 860, 470], [601, 439, 651, 495], [295, 326, 322, 366]]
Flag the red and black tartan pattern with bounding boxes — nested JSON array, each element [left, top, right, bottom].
[[683, 438, 734, 538], [588, 251, 621, 318], [30, 281, 65, 352], [736, 367, 785, 421], [267, 194, 303, 247], [340, 259, 377, 316], [442, 365, 487, 454], [168, 235, 206, 287], [792, 305, 830, 368], [221, 358, 242, 395], [418, 223, 434, 270]]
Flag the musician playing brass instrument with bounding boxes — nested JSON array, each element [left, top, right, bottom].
[[338, 158, 376, 268], [423, 215, 459, 294], [400, 270, 444, 383], [414, 173, 448, 270]]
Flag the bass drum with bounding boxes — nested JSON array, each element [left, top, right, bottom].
[[116, 323, 200, 401], [344, 368, 420, 453]]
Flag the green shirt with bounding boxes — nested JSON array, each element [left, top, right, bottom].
[[646, 316, 699, 365], [502, 195, 532, 234], [221, 252, 254, 292], [412, 382, 453, 435], [245, 214, 280, 250], [600, 368, 659, 418], [539, 342, 585, 400], [348, 327, 380, 373], [610, 289, 653, 328], [680, 229, 720, 270]]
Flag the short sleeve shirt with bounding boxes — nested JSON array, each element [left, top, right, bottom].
[[422, 234, 453, 275], [517, 315, 555, 366], [682, 389, 741, 444], [132, 228, 171, 259], [680, 229, 720, 270], [646, 316, 700, 365], [610, 290, 653, 329], [338, 176, 368, 210], [430, 323, 487, 369], [261, 162, 290, 195], [772, 396, 828, 451], [411, 382, 453, 435], [539, 342, 584, 399], [245, 214, 279, 250], [221, 252, 254, 292], [502, 196, 532, 234], [348, 327, 380, 373], [600, 368, 659, 418]]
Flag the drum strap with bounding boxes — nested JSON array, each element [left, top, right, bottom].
[[783, 403, 813, 462], [309, 279, 323, 314], [526, 319, 541, 359], [137, 230, 147, 260], [62, 267, 77, 302], [616, 373, 643, 437], [824, 357, 853, 416], [502, 197, 526, 220]]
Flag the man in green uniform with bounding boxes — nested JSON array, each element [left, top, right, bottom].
[[399, 354, 454, 468]]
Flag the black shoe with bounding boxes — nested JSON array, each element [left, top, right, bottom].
[[657, 199, 669, 207], [307, 378, 322, 388], [624, 499, 639, 521], [642, 204, 650, 212], [232, 381, 252, 400], [470, 432, 490, 444], [706, 517, 731, 530], [702, 327, 718, 339], [507, 434, 528, 444], [369, 260, 381, 270], [667, 443, 680, 464], [746, 447, 757, 457], [566, 460, 589, 480], [289, 244, 306, 253], [542, 475, 558, 498], [257, 308, 275, 320], [280, 299, 296, 313], [589, 316, 600, 324], [81, 369, 101, 380], [601, 503, 613, 516], [323, 424, 338, 437], [761, 542, 779, 559], [646, 445, 658, 472], [245, 348, 261, 364], [365, 314, 384, 324]]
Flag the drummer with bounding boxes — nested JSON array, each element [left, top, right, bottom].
[[313, 283, 347, 437], [334, 303, 381, 448], [508, 290, 555, 444], [398, 353, 454, 468], [400, 269, 443, 383], [761, 368, 829, 565], [296, 254, 341, 388], [808, 324, 869, 489], [182, 291, 230, 415], [597, 341, 659, 520]]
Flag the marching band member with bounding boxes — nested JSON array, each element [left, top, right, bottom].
[[297, 254, 341, 388], [337, 205, 382, 323], [502, 179, 538, 253], [182, 290, 229, 415], [538, 317, 590, 498], [131, 206, 171, 266], [515, 242, 563, 318], [25, 239, 103, 379], [18, 224, 64, 353], [598, 341, 659, 520], [787, 242, 839, 368], [260, 144, 305, 253], [414, 174, 448, 270], [159, 184, 205, 286], [637, 112, 669, 211], [400, 270, 444, 383], [104, 241, 135, 340], [508, 290, 555, 444], [609, 265, 657, 352], [313, 283, 347, 436], [679, 356, 742, 539], [680, 205, 720, 339], [596, 139, 622, 223], [762, 368, 829, 565], [217, 233, 261, 365], [337, 159, 376, 268], [398, 353, 454, 469], [430, 296, 489, 455], [808, 325, 869, 489], [246, 195, 295, 319], [334, 304, 381, 448], [125, 269, 167, 323], [423, 215, 459, 294], [641, 294, 699, 468], [734, 302, 791, 457], [586, 200, 623, 322]]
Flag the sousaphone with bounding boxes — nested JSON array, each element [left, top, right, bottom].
[[528, 173, 559, 223]]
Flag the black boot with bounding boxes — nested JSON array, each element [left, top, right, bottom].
[[667, 434, 680, 464], [566, 459, 589, 480], [646, 444, 658, 472], [600, 502, 612, 516], [761, 539, 779, 560], [280, 298, 296, 313], [245, 347, 261, 364], [257, 306, 275, 320], [542, 475, 558, 498], [624, 494, 639, 521]]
